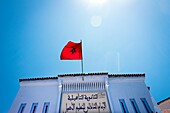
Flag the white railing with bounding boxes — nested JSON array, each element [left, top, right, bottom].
[[62, 82, 105, 92]]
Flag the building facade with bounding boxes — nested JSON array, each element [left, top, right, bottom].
[[9, 73, 161, 113]]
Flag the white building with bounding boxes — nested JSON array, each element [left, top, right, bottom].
[[9, 72, 161, 113]]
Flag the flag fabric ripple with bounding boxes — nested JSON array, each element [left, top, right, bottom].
[[60, 41, 82, 60]]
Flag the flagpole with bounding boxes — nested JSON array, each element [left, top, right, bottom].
[[81, 40, 84, 80], [81, 57, 84, 74]]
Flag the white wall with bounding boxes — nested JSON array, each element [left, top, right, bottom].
[[9, 79, 59, 113], [9, 75, 158, 113], [108, 77, 155, 113]]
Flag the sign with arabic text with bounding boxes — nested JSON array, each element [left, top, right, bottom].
[[60, 92, 110, 113]]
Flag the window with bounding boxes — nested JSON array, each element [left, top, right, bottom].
[[30, 103, 38, 113], [130, 99, 140, 113], [119, 99, 129, 113], [140, 98, 152, 113], [18, 103, 26, 113], [42, 102, 50, 113]]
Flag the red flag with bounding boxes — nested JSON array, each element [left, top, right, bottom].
[[60, 41, 82, 60]]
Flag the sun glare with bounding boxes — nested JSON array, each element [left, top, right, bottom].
[[88, 0, 107, 6]]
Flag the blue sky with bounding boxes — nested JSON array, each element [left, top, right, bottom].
[[1, 0, 170, 112]]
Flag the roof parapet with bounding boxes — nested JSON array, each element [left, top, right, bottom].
[[19, 76, 58, 82], [19, 73, 145, 82], [58, 72, 108, 77], [108, 73, 145, 78]]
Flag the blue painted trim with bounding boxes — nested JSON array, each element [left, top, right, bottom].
[[58, 91, 63, 113], [140, 98, 153, 113], [42, 102, 50, 113], [105, 90, 113, 113], [58, 80, 62, 113], [18, 103, 26, 113], [130, 99, 141, 113], [30, 103, 38, 113], [119, 99, 129, 113], [105, 78, 114, 113]]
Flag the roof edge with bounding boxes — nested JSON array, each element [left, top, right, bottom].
[[58, 72, 108, 77], [108, 73, 145, 78], [19, 73, 145, 82], [19, 76, 58, 82], [157, 97, 170, 105]]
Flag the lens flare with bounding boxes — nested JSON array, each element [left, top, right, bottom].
[[91, 16, 102, 27]]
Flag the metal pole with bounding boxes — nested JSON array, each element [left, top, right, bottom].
[[81, 40, 84, 80], [81, 58, 83, 74]]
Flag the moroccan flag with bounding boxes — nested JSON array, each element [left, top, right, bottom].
[[60, 41, 82, 60]]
